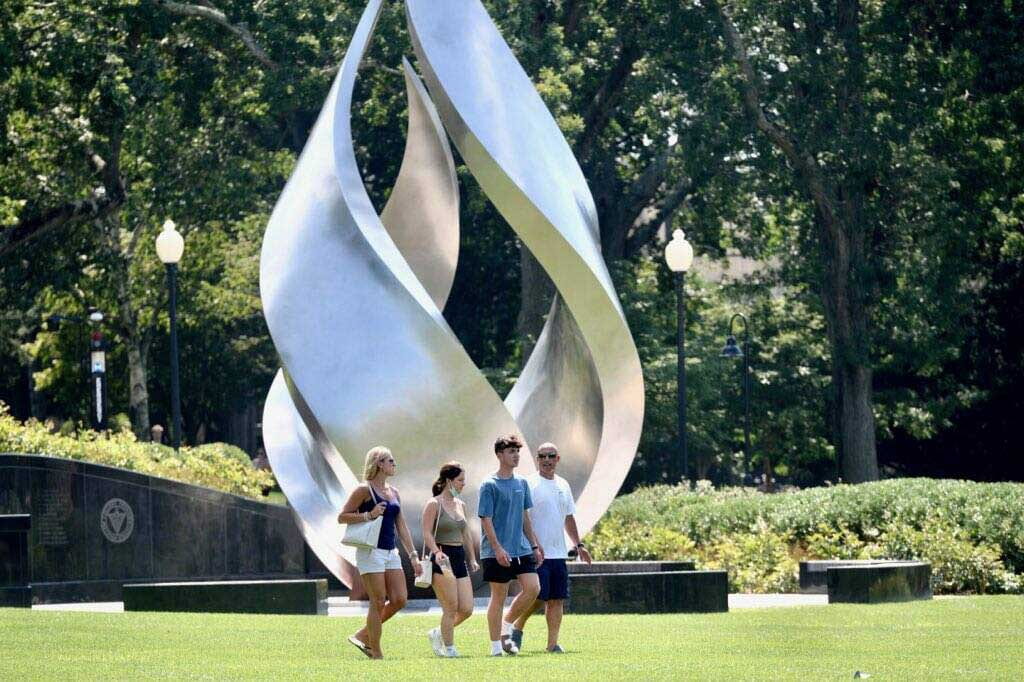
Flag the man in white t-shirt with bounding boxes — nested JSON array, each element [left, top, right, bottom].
[[511, 442, 591, 653]]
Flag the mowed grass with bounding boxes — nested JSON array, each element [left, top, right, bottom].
[[2, 597, 1022, 680]]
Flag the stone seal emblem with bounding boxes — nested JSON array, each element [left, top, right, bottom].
[[100, 498, 134, 543]]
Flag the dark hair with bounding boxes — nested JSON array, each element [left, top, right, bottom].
[[494, 434, 523, 453], [432, 461, 464, 496]]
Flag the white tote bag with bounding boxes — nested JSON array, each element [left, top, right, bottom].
[[414, 501, 442, 588], [341, 486, 384, 549]]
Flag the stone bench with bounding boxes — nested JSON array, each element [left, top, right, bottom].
[[0, 514, 31, 608], [568, 570, 728, 614], [824, 561, 932, 604], [123, 578, 328, 615]]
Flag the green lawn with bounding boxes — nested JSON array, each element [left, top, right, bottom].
[[2, 597, 1022, 680]]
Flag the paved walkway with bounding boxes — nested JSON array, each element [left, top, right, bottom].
[[31, 593, 828, 615]]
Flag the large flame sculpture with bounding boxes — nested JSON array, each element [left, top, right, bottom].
[[260, 0, 644, 587]]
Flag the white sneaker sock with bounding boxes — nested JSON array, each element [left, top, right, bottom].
[[491, 640, 503, 655], [501, 620, 513, 637]]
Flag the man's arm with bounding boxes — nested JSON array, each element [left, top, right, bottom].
[[523, 510, 544, 566], [565, 514, 591, 564], [480, 516, 511, 567]]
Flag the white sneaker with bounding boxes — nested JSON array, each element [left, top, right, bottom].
[[446, 645, 459, 658], [428, 628, 445, 657], [500, 634, 519, 655]]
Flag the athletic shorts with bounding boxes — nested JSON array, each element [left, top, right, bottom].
[[482, 554, 536, 583], [355, 546, 402, 575], [430, 544, 469, 580], [537, 558, 569, 600]]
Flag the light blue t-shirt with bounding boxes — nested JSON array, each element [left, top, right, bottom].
[[477, 474, 533, 559]]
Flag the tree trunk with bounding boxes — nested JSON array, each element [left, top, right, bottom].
[[126, 335, 151, 440], [517, 245, 555, 365], [837, 363, 878, 482]]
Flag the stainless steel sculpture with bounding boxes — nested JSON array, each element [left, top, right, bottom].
[[261, 0, 644, 587]]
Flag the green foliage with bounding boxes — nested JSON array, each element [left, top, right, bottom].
[[591, 479, 1024, 594], [586, 516, 696, 561], [0, 406, 273, 498]]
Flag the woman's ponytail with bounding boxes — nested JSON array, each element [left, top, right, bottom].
[[431, 461, 464, 496]]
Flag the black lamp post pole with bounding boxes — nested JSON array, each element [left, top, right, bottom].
[[675, 271, 688, 483], [167, 263, 182, 451]]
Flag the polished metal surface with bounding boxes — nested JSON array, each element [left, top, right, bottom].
[[261, 0, 644, 586]]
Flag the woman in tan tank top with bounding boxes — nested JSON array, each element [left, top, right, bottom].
[[421, 461, 479, 657]]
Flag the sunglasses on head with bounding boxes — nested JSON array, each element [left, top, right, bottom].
[[537, 453, 557, 460]]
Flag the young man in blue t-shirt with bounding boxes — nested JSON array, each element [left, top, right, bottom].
[[478, 434, 543, 656]]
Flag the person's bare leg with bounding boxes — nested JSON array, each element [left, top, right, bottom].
[[487, 581, 510, 642], [503, 572, 540, 626], [353, 568, 407, 644], [513, 597, 541, 631], [545, 599, 564, 650], [432, 569, 459, 646], [453, 576, 475, 627], [360, 572, 387, 658]]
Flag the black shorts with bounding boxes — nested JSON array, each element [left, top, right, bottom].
[[482, 554, 536, 583], [537, 558, 569, 600], [430, 544, 469, 580]]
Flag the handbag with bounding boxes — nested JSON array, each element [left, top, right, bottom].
[[341, 485, 384, 549], [414, 500, 442, 588]]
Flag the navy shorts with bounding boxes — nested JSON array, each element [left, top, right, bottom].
[[537, 558, 569, 601], [482, 554, 536, 583], [430, 544, 469, 579]]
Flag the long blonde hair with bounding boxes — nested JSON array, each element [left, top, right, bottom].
[[363, 446, 393, 481]]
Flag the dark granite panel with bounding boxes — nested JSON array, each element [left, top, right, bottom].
[[29, 467, 86, 582], [84, 474, 153, 580], [0, 514, 30, 532], [827, 562, 932, 603], [226, 506, 266, 575], [568, 570, 728, 614], [0, 586, 31, 607], [567, 560, 695, 575], [800, 560, 898, 594], [123, 579, 327, 615], [0, 529, 29, 585], [151, 490, 226, 579], [262, 511, 305, 575]]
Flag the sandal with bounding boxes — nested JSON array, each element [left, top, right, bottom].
[[348, 635, 372, 658]]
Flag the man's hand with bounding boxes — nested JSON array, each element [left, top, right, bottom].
[[533, 545, 544, 567], [495, 546, 512, 567], [578, 545, 593, 564]]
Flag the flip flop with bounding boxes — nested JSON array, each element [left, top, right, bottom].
[[348, 635, 372, 658]]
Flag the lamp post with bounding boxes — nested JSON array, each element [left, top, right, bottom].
[[721, 313, 751, 481], [665, 229, 694, 483], [156, 219, 184, 450]]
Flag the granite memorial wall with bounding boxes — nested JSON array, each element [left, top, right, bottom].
[[0, 453, 326, 603]]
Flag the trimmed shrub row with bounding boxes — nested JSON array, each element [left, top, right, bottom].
[[0, 408, 275, 499], [588, 479, 1024, 594]]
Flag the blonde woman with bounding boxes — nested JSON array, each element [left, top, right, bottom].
[[422, 461, 479, 657], [337, 446, 422, 659]]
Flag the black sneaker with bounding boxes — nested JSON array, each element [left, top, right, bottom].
[[548, 644, 565, 654], [500, 634, 519, 655], [511, 628, 524, 650]]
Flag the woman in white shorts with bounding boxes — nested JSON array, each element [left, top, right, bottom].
[[337, 446, 422, 659]]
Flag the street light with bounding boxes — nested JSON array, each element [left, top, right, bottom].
[[665, 228, 694, 483], [156, 219, 184, 450], [721, 313, 751, 481]]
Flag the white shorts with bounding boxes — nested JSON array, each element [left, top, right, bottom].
[[355, 547, 403, 575]]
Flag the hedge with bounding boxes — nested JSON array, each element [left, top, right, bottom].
[[588, 479, 1024, 594], [0, 407, 275, 499]]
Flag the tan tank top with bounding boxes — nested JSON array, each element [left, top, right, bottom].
[[434, 500, 466, 545]]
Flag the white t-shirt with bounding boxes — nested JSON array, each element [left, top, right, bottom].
[[527, 474, 576, 559]]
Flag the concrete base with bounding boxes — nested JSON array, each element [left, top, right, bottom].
[[827, 562, 932, 604], [123, 579, 328, 615], [568, 570, 728, 614]]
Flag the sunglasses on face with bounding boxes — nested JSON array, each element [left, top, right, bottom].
[[537, 453, 558, 460]]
